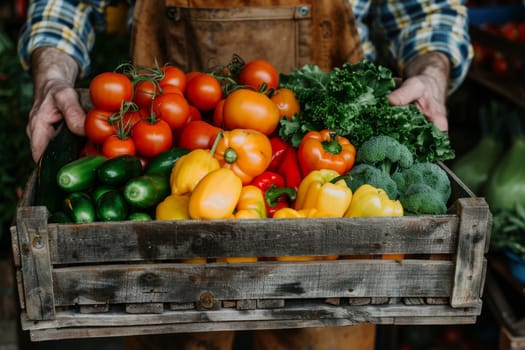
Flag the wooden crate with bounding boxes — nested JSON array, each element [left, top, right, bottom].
[[10, 164, 492, 341]]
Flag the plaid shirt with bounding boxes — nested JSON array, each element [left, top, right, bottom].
[[17, 0, 473, 92]]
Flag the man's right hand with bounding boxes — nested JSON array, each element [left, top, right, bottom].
[[28, 47, 85, 162]]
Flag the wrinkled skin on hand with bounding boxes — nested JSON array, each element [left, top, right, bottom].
[[28, 47, 86, 162], [388, 52, 451, 132]]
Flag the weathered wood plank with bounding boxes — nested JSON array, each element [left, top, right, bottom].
[[20, 301, 482, 340], [21, 302, 482, 330], [16, 206, 55, 320], [47, 216, 459, 264], [50, 260, 454, 306], [27, 314, 478, 342], [451, 198, 492, 307]]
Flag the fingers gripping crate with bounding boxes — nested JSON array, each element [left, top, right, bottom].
[[10, 164, 491, 341]]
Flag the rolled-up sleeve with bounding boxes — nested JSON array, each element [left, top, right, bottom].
[[374, 0, 473, 93], [17, 0, 110, 77]]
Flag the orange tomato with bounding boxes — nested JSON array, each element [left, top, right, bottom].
[[222, 89, 280, 135], [270, 88, 300, 119]]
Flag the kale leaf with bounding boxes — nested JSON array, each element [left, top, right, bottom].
[[278, 60, 455, 163]]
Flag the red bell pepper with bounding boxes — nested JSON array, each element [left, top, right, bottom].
[[250, 171, 297, 217], [268, 136, 290, 172], [277, 146, 303, 190]]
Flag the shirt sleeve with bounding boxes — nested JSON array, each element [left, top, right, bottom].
[[17, 0, 110, 78], [373, 0, 474, 93]]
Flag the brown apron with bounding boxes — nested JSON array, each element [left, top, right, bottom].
[[130, 0, 364, 73], [125, 1, 372, 349]]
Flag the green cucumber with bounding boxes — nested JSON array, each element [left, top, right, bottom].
[[97, 155, 143, 186], [57, 155, 107, 192], [91, 185, 117, 203], [96, 190, 128, 221], [144, 148, 189, 176], [35, 122, 83, 212], [124, 174, 169, 208], [64, 192, 96, 223], [128, 212, 153, 221]]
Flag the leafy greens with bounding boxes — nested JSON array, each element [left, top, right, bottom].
[[278, 60, 455, 163]]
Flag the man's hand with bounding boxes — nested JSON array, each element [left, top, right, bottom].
[[388, 52, 451, 132], [28, 47, 85, 161]]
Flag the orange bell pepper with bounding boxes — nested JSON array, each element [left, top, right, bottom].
[[298, 129, 356, 176], [213, 128, 273, 184]]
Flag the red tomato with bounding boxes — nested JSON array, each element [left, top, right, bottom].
[[153, 93, 190, 130], [133, 80, 159, 110], [270, 88, 300, 119], [89, 72, 133, 111], [188, 105, 203, 122], [222, 89, 280, 135], [239, 59, 279, 91], [178, 120, 223, 150], [159, 66, 187, 92], [116, 109, 144, 131], [84, 109, 116, 144], [160, 84, 184, 96], [212, 99, 225, 127], [173, 104, 203, 145], [185, 73, 222, 112], [186, 71, 203, 84], [132, 118, 173, 157], [102, 134, 136, 158]]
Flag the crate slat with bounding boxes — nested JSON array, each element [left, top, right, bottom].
[[48, 216, 459, 264], [51, 260, 454, 306], [16, 206, 55, 321]]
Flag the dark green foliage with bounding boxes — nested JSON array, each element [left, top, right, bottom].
[[278, 60, 455, 163], [0, 30, 34, 247]]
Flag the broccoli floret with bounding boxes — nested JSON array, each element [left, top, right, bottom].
[[341, 163, 398, 199], [356, 135, 414, 175], [392, 162, 451, 204], [399, 183, 448, 215]]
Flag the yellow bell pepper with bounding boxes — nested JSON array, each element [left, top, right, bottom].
[[155, 194, 190, 220], [170, 133, 222, 195], [345, 184, 403, 217], [272, 208, 331, 218], [188, 168, 243, 219], [294, 169, 352, 217], [234, 185, 267, 219]]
